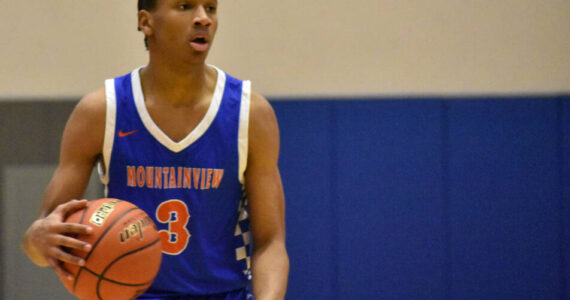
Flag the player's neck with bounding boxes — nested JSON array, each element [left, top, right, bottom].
[[140, 60, 215, 107]]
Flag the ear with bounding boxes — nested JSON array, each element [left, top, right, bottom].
[[138, 10, 153, 36]]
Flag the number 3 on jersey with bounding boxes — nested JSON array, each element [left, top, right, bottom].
[[156, 200, 191, 255]]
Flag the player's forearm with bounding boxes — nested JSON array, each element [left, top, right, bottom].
[[251, 240, 289, 300]]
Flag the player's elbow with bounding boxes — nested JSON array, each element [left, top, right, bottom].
[[252, 234, 288, 259]]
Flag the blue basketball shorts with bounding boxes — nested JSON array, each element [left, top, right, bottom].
[[137, 287, 254, 300]]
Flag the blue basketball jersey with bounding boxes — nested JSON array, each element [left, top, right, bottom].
[[99, 66, 252, 297]]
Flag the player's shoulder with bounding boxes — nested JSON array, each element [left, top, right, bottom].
[[66, 87, 107, 137], [249, 90, 276, 123], [73, 87, 106, 120], [248, 89, 279, 146], [61, 87, 107, 157]]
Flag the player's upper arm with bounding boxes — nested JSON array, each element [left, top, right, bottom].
[[245, 91, 285, 246], [39, 88, 107, 216], [247, 91, 280, 167], [59, 88, 106, 168]]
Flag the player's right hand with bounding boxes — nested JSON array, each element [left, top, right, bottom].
[[24, 199, 93, 280]]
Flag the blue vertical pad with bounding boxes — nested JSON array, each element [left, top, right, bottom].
[[334, 100, 445, 299], [447, 98, 561, 298], [273, 101, 336, 300]]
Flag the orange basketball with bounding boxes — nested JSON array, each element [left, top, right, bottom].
[[58, 198, 162, 300]]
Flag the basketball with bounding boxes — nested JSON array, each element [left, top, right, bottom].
[[57, 198, 162, 300]]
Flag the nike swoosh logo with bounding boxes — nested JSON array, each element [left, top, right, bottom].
[[118, 129, 138, 137]]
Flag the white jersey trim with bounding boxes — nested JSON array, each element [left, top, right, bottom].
[[131, 65, 226, 153], [238, 80, 251, 184], [99, 78, 117, 195]]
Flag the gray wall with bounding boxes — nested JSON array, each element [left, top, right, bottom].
[[0, 101, 103, 299]]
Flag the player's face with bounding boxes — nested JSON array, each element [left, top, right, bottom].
[[146, 0, 218, 61]]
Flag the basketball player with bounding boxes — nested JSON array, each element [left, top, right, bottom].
[[21, 0, 289, 299]]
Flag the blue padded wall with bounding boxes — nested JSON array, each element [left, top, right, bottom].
[[334, 101, 445, 299], [276, 102, 336, 299], [562, 97, 570, 299], [273, 95, 569, 299], [447, 99, 561, 298]]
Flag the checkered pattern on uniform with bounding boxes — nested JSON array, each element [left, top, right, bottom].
[[234, 187, 252, 279]]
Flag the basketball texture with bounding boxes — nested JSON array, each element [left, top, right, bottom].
[[58, 198, 162, 300]]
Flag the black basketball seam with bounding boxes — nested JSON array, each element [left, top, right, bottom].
[[84, 203, 132, 262], [73, 202, 138, 293], [81, 266, 152, 286], [95, 238, 161, 300], [78, 201, 90, 224]]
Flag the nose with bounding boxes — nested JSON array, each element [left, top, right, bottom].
[[193, 6, 211, 27]]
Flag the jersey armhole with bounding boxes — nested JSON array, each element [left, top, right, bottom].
[[238, 80, 251, 184], [98, 78, 117, 195]]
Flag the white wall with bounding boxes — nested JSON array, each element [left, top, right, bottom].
[[1, 0, 568, 98]]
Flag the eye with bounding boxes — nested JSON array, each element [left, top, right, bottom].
[[178, 3, 190, 10], [205, 5, 216, 13]]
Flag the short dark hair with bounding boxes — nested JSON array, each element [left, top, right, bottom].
[[138, 0, 157, 12], [138, 0, 157, 49]]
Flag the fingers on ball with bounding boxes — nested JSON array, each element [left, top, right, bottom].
[[56, 222, 92, 235], [48, 258, 74, 280], [49, 234, 91, 251], [49, 247, 85, 266]]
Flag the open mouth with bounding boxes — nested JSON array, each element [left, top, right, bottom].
[[192, 37, 208, 44], [190, 36, 210, 51]]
